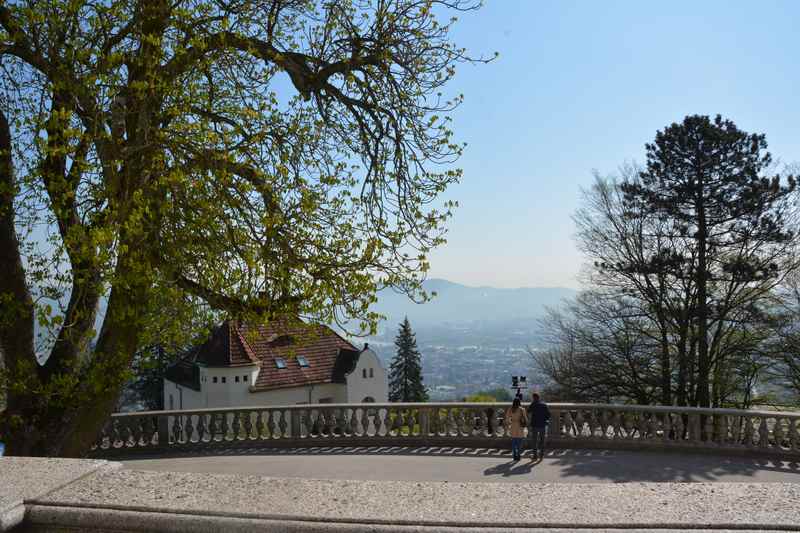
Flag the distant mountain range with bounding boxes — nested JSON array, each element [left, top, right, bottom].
[[372, 279, 577, 329]]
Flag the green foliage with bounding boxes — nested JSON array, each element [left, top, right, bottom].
[[467, 388, 512, 402], [0, 0, 488, 455], [388, 317, 428, 402]]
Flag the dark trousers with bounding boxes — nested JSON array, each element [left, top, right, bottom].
[[529, 426, 546, 456]]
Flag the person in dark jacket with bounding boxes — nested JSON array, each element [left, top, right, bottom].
[[526, 392, 550, 460]]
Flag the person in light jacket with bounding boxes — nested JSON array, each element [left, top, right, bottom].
[[526, 392, 551, 461], [505, 397, 527, 461]]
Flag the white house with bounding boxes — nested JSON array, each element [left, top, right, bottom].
[[163, 319, 387, 410]]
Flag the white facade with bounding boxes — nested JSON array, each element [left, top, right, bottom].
[[164, 348, 388, 410], [345, 348, 388, 403]]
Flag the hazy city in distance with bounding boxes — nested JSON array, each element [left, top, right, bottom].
[[366, 279, 577, 400]]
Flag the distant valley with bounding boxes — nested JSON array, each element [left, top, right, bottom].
[[365, 279, 578, 400]]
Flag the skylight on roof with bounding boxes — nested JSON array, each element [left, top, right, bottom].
[[275, 357, 287, 369], [297, 356, 309, 367]]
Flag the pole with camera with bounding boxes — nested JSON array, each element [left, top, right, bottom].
[[511, 375, 527, 401]]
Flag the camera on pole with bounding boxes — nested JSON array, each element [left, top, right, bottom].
[[511, 375, 527, 400]]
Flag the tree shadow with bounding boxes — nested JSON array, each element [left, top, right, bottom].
[[542, 448, 800, 482], [118, 445, 800, 483]]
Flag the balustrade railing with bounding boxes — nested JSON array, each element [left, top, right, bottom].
[[91, 403, 800, 457]]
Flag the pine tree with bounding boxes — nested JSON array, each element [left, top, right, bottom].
[[388, 317, 429, 402], [620, 114, 796, 407]]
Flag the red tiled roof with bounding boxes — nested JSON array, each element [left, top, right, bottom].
[[189, 321, 260, 367], [189, 319, 360, 391]]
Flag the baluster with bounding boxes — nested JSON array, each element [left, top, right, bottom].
[[586, 410, 597, 438], [171, 415, 183, 444], [456, 409, 466, 436], [576, 411, 586, 439], [788, 418, 799, 451], [449, 408, 458, 437], [662, 413, 673, 443], [407, 409, 417, 436], [704, 414, 714, 444], [278, 410, 288, 438], [196, 415, 207, 443], [220, 412, 230, 441], [230, 412, 240, 440], [609, 411, 620, 439], [685, 414, 696, 442], [319, 410, 329, 437], [390, 409, 402, 436], [744, 416, 754, 447], [479, 409, 489, 437], [381, 408, 391, 436], [184, 415, 194, 444], [208, 414, 218, 442], [673, 413, 684, 443], [360, 408, 370, 436], [242, 411, 253, 439], [717, 415, 729, 446], [758, 417, 769, 448], [772, 417, 784, 451], [563, 411, 574, 438]]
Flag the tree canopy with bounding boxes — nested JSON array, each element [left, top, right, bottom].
[[537, 116, 799, 408], [0, 0, 488, 455]]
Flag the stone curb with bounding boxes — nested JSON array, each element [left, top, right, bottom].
[[0, 458, 120, 531], [22, 505, 800, 533]]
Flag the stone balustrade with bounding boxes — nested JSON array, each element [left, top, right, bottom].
[[91, 402, 800, 458]]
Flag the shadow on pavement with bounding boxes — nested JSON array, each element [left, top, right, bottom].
[[542, 448, 800, 482], [119, 445, 800, 483]]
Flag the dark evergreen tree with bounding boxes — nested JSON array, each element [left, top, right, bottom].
[[621, 115, 796, 407], [388, 317, 428, 402]]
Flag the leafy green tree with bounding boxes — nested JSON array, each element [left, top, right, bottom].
[[0, 0, 489, 456], [389, 317, 428, 402]]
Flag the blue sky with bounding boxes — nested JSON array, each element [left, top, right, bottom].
[[426, 0, 800, 289]]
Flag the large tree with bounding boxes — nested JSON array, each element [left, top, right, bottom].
[[537, 117, 799, 408], [621, 115, 797, 407], [0, 0, 488, 456], [388, 317, 427, 402]]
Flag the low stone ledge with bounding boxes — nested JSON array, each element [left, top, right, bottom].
[[21, 467, 800, 532], [0, 457, 120, 531]]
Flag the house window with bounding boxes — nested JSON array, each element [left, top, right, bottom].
[[275, 358, 287, 369], [213, 376, 218, 383], [369, 368, 374, 378], [318, 397, 333, 404], [235, 376, 240, 383], [222, 377, 226, 383], [297, 356, 309, 367], [169, 395, 174, 410], [362, 368, 367, 378], [243, 375, 248, 382]]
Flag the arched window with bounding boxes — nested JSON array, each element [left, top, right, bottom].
[[362, 396, 375, 403], [362, 368, 367, 378], [369, 368, 374, 378]]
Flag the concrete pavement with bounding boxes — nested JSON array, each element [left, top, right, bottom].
[[121, 446, 800, 483]]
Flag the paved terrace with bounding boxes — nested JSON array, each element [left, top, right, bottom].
[[121, 446, 800, 483], [3, 454, 800, 532]]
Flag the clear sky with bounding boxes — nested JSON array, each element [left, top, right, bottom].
[[425, 0, 800, 289]]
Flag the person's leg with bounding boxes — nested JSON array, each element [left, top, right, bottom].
[[511, 437, 520, 460], [535, 427, 546, 458], [528, 429, 537, 458]]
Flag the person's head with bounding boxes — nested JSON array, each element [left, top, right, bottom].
[[532, 392, 540, 402], [512, 398, 521, 410]]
